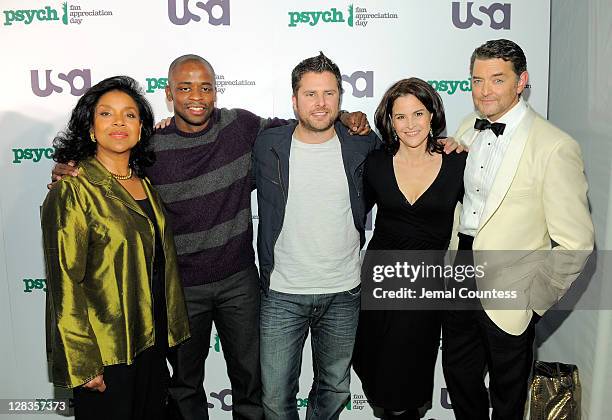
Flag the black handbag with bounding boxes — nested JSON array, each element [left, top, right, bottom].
[[530, 361, 581, 420]]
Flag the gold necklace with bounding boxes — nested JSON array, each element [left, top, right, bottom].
[[110, 168, 133, 180]]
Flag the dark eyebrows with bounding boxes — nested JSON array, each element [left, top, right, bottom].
[[95, 103, 138, 112], [392, 107, 426, 114], [302, 89, 337, 94], [471, 73, 506, 80], [175, 81, 214, 86]]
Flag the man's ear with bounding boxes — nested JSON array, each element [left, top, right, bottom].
[[517, 71, 529, 95], [165, 85, 173, 102]]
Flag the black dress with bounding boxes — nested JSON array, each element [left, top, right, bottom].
[[353, 149, 466, 411]]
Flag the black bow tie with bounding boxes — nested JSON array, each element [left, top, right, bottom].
[[474, 118, 506, 137]]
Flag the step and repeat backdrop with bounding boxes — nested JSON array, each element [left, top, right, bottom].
[[0, 1, 550, 418]]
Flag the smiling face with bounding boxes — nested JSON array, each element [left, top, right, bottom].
[[471, 58, 528, 121], [292, 71, 340, 136], [91, 90, 142, 159], [391, 94, 433, 151], [165, 60, 216, 133]]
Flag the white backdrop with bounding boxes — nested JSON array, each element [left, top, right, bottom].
[[537, 0, 612, 418], [0, 1, 552, 418]]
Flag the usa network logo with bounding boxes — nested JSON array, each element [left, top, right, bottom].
[[207, 388, 232, 411], [30, 69, 91, 98], [451, 2, 511, 30], [30, 69, 91, 97], [168, 0, 229, 25], [440, 387, 492, 409], [342, 70, 373, 98]]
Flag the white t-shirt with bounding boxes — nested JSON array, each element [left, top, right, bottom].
[[269, 134, 361, 294]]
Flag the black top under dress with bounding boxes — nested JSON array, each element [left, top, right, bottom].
[[352, 149, 466, 410], [136, 198, 168, 350]]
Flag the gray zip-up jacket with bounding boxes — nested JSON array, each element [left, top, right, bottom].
[[252, 121, 379, 291]]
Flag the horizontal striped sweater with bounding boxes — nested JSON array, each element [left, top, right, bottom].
[[146, 108, 285, 286]]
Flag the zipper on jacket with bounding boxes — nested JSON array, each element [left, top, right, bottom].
[[269, 148, 288, 277], [271, 148, 287, 204], [353, 161, 364, 198]]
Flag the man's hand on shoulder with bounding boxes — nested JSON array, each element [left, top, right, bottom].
[[47, 161, 78, 190], [339, 111, 371, 135], [439, 137, 468, 154], [154, 117, 173, 131]]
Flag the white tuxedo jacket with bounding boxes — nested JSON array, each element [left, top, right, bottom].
[[455, 106, 594, 335]]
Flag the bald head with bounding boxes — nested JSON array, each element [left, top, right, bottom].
[[165, 55, 217, 133], [168, 54, 216, 82]]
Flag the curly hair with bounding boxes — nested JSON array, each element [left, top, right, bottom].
[[52, 75, 155, 177], [374, 78, 446, 156]]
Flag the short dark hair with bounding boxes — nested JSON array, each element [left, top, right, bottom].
[[168, 54, 216, 81], [291, 51, 344, 95], [52, 76, 155, 177], [470, 39, 527, 77], [374, 78, 446, 156]]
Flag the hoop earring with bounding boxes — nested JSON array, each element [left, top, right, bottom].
[[90, 132, 97, 143]]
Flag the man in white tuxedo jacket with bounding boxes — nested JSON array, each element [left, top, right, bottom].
[[442, 39, 594, 420]]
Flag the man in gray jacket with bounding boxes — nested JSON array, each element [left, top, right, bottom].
[[252, 52, 378, 420]]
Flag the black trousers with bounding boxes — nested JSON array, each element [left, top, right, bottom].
[[73, 344, 169, 420], [441, 233, 537, 420], [167, 266, 263, 420]]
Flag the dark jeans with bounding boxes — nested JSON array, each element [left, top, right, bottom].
[[167, 266, 263, 420], [260, 285, 361, 420], [73, 344, 168, 420]]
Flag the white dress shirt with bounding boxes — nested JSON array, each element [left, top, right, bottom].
[[460, 98, 529, 236]]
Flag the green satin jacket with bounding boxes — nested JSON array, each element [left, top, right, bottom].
[[41, 157, 190, 388]]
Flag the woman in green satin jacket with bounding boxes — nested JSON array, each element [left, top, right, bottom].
[[41, 76, 190, 420]]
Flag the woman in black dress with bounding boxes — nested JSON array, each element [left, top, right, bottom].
[[353, 78, 466, 419]]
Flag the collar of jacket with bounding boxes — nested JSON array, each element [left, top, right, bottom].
[[269, 120, 368, 171], [78, 157, 151, 220]]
